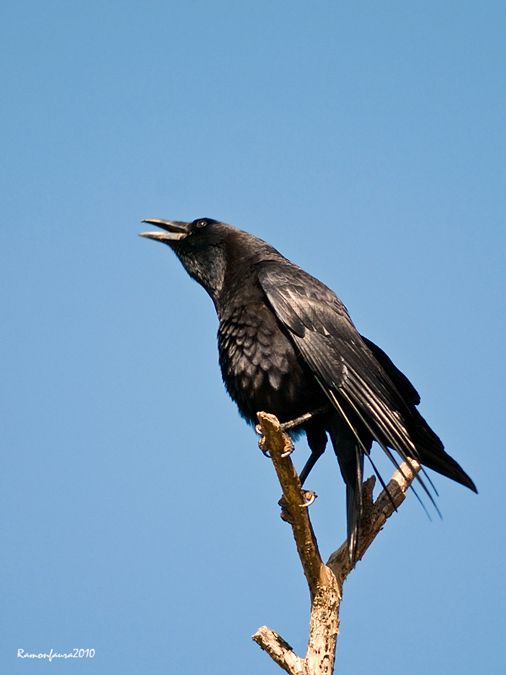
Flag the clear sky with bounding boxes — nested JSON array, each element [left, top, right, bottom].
[[1, 2, 505, 673]]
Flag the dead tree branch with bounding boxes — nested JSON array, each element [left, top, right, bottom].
[[252, 412, 421, 674]]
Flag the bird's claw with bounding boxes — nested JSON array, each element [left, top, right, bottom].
[[257, 425, 293, 458], [278, 490, 317, 523], [301, 490, 317, 507], [258, 436, 271, 458]]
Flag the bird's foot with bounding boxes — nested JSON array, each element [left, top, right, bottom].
[[256, 422, 294, 458], [278, 490, 317, 523], [258, 439, 293, 459]]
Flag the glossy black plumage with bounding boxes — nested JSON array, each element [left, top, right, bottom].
[[140, 217, 476, 560]]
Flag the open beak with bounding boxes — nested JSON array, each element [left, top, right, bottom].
[[139, 219, 189, 242]]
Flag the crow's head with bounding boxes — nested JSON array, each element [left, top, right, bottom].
[[140, 217, 285, 306], [140, 217, 239, 304]]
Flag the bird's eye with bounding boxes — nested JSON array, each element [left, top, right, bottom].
[[196, 219, 208, 229]]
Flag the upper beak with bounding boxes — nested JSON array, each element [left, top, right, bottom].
[[139, 219, 189, 242]]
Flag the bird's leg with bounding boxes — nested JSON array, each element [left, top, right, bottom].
[[299, 449, 325, 485], [278, 406, 330, 460], [280, 405, 331, 431], [298, 425, 329, 485]]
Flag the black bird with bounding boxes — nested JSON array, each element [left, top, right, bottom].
[[140, 217, 476, 559]]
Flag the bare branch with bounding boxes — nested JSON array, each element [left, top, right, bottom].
[[253, 412, 422, 674], [256, 412, 334, 599], [255, 412, 340, 674], [252, 626, 305, 675]]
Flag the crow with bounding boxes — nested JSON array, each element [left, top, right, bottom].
[[140, 217, 476, 560]]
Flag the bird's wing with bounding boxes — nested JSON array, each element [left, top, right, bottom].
[[257, 261, 419, 463], [257, 260, 454, 561]]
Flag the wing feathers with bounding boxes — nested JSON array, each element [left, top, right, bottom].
[[257, 260, 473, 559], [258, 262, 444, 526], [258, 261, 416, 455]]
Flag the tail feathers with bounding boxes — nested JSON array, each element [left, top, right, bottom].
[[416, 444, 477, 492], [364, 334, 477, 494], [328, 403, 476, 567], [409, 410, 477, 493]]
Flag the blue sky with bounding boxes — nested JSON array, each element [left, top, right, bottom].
[[1, 1, 505, 673]]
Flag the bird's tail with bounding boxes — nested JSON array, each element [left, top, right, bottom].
[[362, 335, 476, 493], [328, 403, 476, 566], [409, 411, 477, 492]]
